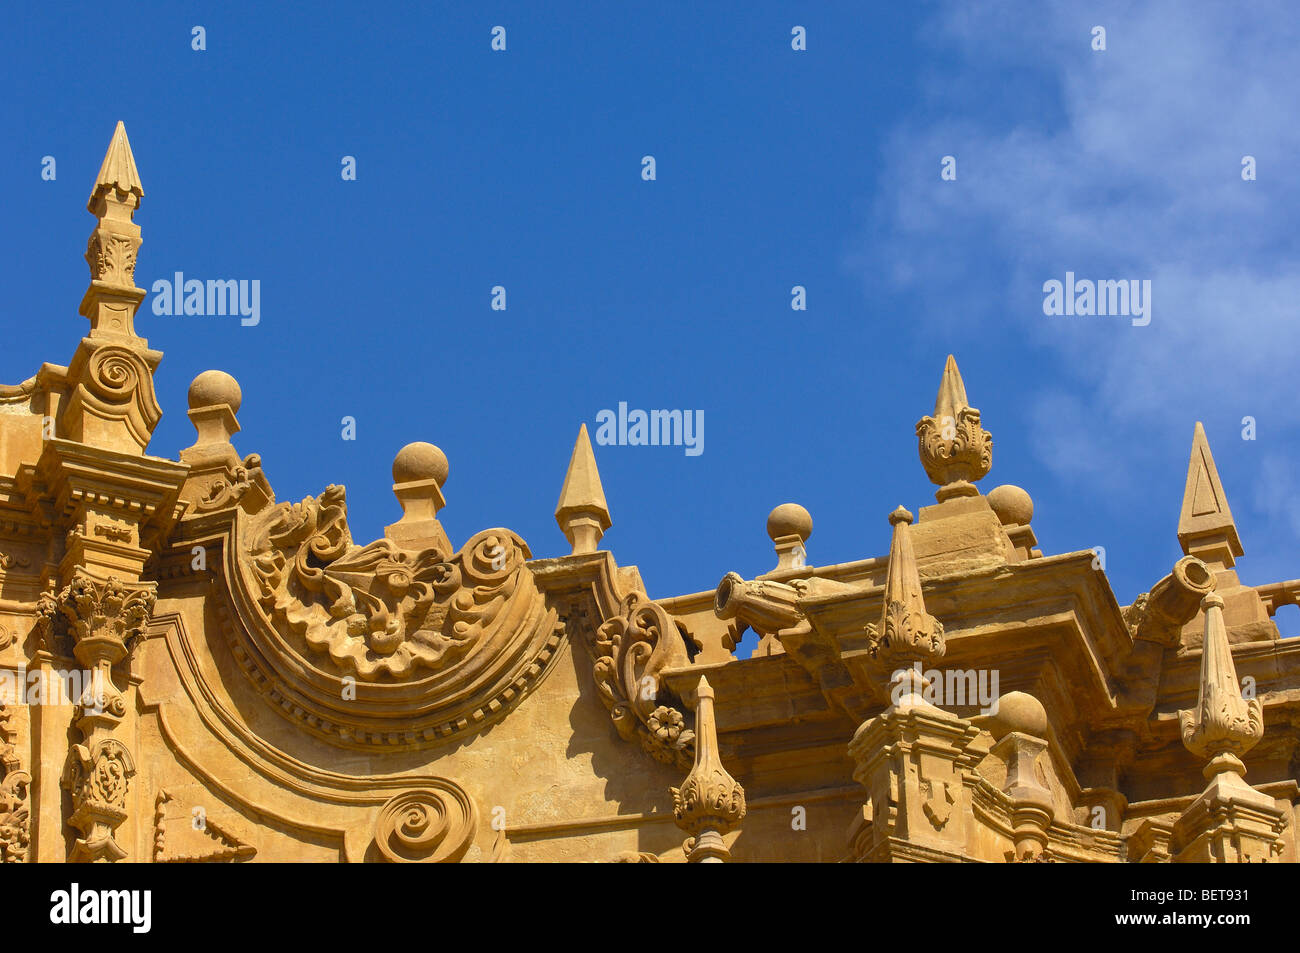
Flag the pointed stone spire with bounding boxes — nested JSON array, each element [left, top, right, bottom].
[[933, 353, 970, 422], [555, 424, 611, 555], [915, 355, 992, 502], [868, 506, 946, 707], [89, 120, 144, 210], [671, 676, 746, 862], [1178, 423, 1243, 570], [60, 124, 161, 455], [80, 121, 147, 340]]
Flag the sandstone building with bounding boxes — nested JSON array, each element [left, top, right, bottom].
[[1, 125, 1297, 863]]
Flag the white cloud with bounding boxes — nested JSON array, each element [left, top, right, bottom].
[[858, 0, 1300, 547]]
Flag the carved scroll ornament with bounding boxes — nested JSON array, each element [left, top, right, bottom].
[[592, 592, 696, 769], [221, 485, 563, 749], [372, 784, 477, 863]]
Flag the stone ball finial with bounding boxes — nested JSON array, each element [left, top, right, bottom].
[[393, 441, 449, 487], [981, 691, 1048, 741], [766, 503, 812, 543], [188, 369, 242, 412], [988, 484, 1034, 527]]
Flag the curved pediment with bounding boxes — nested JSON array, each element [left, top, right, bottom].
[[215, 485, 563, 750]]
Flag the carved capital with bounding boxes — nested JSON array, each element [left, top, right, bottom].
[[57, 572, 157, 670]]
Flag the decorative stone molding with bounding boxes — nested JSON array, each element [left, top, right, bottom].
[[0, 702, 30, 863], [220, 484, 563, 749], [152, 789, 256, 863], [62, 738, 135, 862], [592, 591, 696, 769]]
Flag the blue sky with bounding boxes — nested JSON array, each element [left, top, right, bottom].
[[3, 1, 1297, 635]]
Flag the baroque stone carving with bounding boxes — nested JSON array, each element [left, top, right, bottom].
[[592, 591, 695, 769], [0, 703, 30, 863], [372, 784, 477, 863], [1179, 592, 1264, 769], [85, 233, 138, 285], [48, 572, 155, 862], [195, 453, 265, 513], [866, 507, 945, 679], [152, 790, 256, 863], [672, 677, 745, 862], [223, 484, 562, 748], [915, 354, 992, 501]]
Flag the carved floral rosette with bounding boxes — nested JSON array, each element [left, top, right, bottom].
[[592, 592, 696, 769], [221, 485, 562, 748]]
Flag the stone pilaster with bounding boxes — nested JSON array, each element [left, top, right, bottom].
[[49, 572, 154, 861]]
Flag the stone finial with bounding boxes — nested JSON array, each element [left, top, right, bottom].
[[1172, 591, 1285, 862], [671, 676, 746, 862], [81, 122, 146, 339], [766, 503, 811, 571], [555, 424, 611, 556], [181, 370, 242, 462], [988, 484, 1033, 527], [868, 506, 946, 707], [1179, 592, 1262, 781], [89, 121, 144, 210], [978, 691, 1055, 862], [384, 442, 452, 556], [915, 355, 993, 502], [1177, 422, 1243, 570]]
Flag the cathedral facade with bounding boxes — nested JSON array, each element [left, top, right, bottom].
[[1, 125, 1297, 863]]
